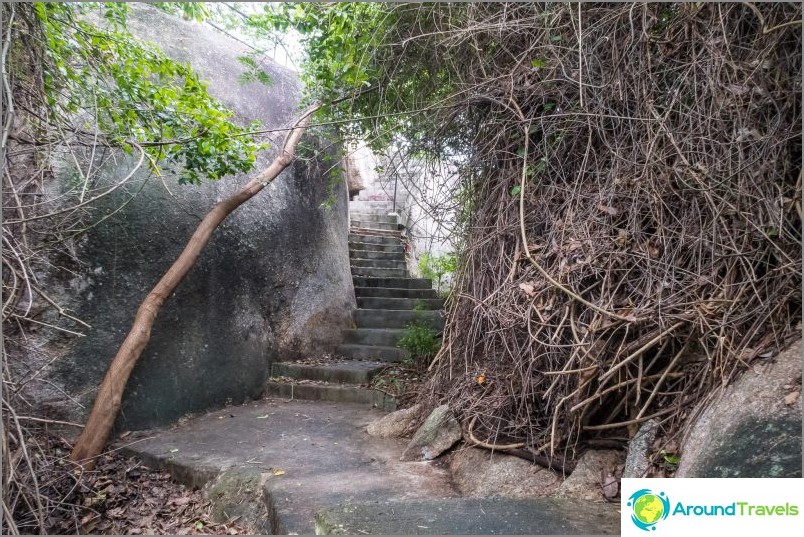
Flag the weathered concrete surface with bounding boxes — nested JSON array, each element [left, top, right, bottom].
[[315, 498, 620, 535], [401, 405, 462, 461], [203, 468, 271, 533], [120, 397, 456, 535], [676, 339, 802, 478], [33, 3, 355, 429], [554, 450, 624, 502], [449, 446, 561, 499], [366, 404, 422, 438]]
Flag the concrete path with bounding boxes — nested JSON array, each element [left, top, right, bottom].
[[120, 397, 456, 534], [316, 498, 620, 535]]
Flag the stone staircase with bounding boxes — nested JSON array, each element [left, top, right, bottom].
[[264, 196, 444, 409]]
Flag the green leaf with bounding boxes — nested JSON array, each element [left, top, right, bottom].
[[510, 185, 522, 196], [531, 58, 546, 68]]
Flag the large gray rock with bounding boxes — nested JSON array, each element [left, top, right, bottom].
[[27, 4, 355, 429], [553, 450, 624, 502], [449, 446, 560, 498], [366, 404, 421, 438], [676, 339, 802, 478], [401, 405, 461, 461]]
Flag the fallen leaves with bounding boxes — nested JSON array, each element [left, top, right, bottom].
[[272, 469, 286, 476], [518, 282, 536, 297], [8, 432, 249, 535]]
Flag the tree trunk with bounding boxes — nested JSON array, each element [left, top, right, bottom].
[[69, 105, 319, 468]]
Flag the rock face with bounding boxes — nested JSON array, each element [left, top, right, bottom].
[[676, 339, 802, 478], [401, 405, 461, 461], [34, 4, 355, 429], [366, 404, 421, 438], [449, 447, 561, 498], [553, 450, 624, 502]]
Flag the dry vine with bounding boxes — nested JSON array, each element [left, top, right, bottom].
[[378, 3, 804, 461]]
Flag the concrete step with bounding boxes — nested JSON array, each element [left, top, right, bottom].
[[354, 286, 439, 299], [349, 241, 404, 254], [355, 195, 393, 202], [336, 344, 409, 362], [349, 213, 399, 224], [350, 227, 401, 238], [342, 328, 405, 347], [355, 309, 444, 330], [357, 297, 444, 310], [349, 233, 402, 246], [349, 249, 405, 262], [316, 498, 620, 535], [350, 221, 398, 231], [271, 360, 387, 384], [263, 381, 396, 411], [351, 266, 407, 278], [351, 258, 406, 270], [349, 201, 394, 211], [353, 276, 432, 289]]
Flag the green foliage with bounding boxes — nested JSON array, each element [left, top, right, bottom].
[[153, 2, 210, 22], [418, 252, 457, 293], [34, 2, 265, 184], [242, 3, 461, 154], [397, 321, 440, 371], [236, 54, 273, 86]]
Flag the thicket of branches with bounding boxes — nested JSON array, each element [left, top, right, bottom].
[[284, 2, 802, 462]]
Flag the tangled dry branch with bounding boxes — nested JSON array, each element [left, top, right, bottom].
[[387, 3, 803, 461]]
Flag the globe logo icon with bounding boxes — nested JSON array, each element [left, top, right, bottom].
[[627, 489, 670, 531]]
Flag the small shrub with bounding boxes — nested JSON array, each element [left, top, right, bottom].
[[397, 321, 440, 371]]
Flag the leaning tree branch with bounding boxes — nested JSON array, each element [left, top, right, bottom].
[[69, 104, 320, 468]]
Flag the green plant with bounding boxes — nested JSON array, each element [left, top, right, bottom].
[[33, 2, 266, 185], [397, 321, 440, 371], [417, 252, 457, 293]]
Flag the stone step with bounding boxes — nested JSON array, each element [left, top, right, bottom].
[[349, 201, 394, 211], [351, 266, 407, 278], [353, 276, 432, 289], [271, 360, 387, 384], [357, 297, 444, 310], [355, 195, 393, 202], [349, 234, 402, 246], [336, 344, 409, 362], [349, 249, 405, 261], [342, 328, 405, 347], [350, 220, 398, 231], [354, 286, 439, 299], [263, 381, 396, 411], [355, 309, 444, 330], [349, 213, 399, 224], [349, 241, 404, 254], [351, 258, 406, 270], [350, 227, 401, 238], [315, 498, 620, 535]]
